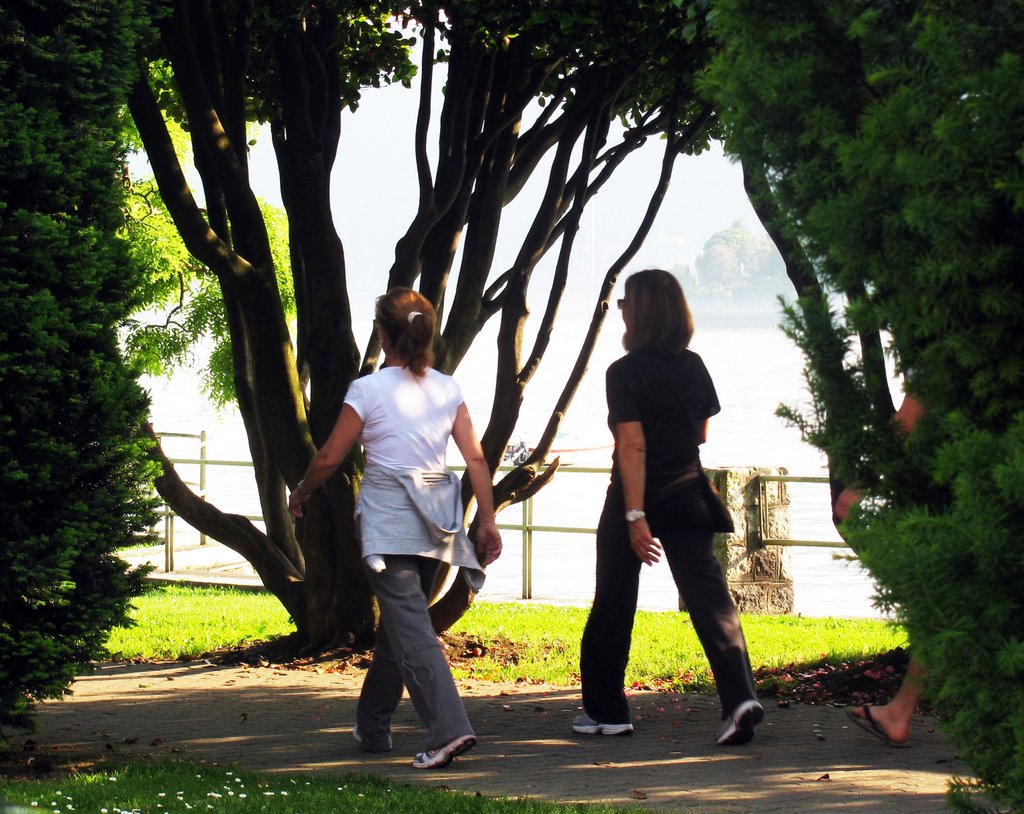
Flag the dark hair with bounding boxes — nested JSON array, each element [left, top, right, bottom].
[[375, 287, 436, 375], [622, 269, 694, 354]]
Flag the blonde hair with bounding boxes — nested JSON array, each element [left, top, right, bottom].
[[375, 287, 436, 375], [622, 269, 693, 354]]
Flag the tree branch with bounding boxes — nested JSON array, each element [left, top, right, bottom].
[[145, 423, 307, 624]]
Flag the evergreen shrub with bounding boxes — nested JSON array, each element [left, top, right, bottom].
[[0, 1, 158, 729]]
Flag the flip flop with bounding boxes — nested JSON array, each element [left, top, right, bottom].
[[846, 706, 910, 748]]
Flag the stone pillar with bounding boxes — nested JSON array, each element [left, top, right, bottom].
[[682, 467, 793, 614]]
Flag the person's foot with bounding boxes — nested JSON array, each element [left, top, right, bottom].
[[847, 706, 910, 747], [353, 725, 393, 753], [716, 699, 764, 745], [412, 734, 477, 769], [572, 713, 634, 735]]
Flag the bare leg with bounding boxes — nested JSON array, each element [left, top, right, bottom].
[[850, 656, 926, 744]]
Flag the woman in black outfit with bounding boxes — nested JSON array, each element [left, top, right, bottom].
[[574, 269, 763, 746]]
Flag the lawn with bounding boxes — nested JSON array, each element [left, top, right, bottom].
[[104, 585, 909, 704], [0, 762, 637, 814]]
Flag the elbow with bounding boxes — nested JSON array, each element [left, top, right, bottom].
[[615, 445, 646, 467]]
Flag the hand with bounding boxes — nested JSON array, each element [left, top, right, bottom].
[[474, 520, 503, 567], [288, 489, 309, 519], [833, 487, 865, 522], [628, 518, 661, 566]]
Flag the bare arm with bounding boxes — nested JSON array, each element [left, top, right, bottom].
[[614, 420, 661, 566], [893, 394, 926, 436], [288, 404, 364, 518], [451, 402, 502, 566], [834, 393, 926, 521]]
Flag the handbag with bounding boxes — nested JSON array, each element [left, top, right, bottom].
[[700, 468, 734, 533]]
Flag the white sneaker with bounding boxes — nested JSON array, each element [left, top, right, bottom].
[[412, 734, 477, 769], [716, 699, 764, 745], [353, 725, 392, 753], [572, 713, 634, 735]]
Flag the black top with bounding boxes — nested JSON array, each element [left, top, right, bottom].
[[606, 348, 720, 492]]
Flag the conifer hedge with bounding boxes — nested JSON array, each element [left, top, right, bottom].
[[0, 1, 158, 729], [708, 2, 1024, 809]]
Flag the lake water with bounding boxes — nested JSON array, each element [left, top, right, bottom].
[[144, 314, 889, 620]]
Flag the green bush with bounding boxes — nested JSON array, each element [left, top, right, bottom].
[[0, 1, 158, 730], [707, 1, 1024, 808], [851, 417, 1024, 810]]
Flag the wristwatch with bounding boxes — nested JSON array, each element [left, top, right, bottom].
[[625, 509, 646, 523]]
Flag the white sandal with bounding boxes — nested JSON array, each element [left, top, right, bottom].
[[412, 734, 477, 769]]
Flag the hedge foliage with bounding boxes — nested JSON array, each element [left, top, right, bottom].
[[708, 1, 1024, 809], [0, 0, 158, 729]]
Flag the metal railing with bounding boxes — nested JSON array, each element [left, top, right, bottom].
[[758, 474, 847, 548], [151, 436, 845, 596]]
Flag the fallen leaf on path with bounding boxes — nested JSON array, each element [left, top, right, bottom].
[[816, 773, 831, 782], [632, 790, 648, 800]]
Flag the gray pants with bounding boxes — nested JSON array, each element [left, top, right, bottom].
[[356, 555, 474, 751]]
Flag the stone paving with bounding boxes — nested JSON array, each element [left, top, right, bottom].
[[29, 659, 968, 813]]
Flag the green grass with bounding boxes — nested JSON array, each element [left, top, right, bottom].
[[447, 602, 906, 689], [106, 587, 905, 693], [106, 585, 296, 660], [0, 762, 640, 814]]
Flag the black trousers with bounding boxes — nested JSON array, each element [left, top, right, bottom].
[[580, 479, 758, 724]]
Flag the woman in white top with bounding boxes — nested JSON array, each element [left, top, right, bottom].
[[288, 287, 502, 770]]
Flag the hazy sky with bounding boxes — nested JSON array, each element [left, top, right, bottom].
[[243, 76, 767, 323]]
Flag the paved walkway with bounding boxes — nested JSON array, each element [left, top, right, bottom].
[[30, 659, 967, 813]]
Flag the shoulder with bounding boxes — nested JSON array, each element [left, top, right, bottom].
[[424, 368, 464, 397], [352, 367, 392, 387], [607, 353, 639, 377], [678, 348, 708, 368], [347, 367, 396, 398]]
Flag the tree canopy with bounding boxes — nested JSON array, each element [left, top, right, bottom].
[[690, 220, 787, 299], [130, 0, 722, 646]]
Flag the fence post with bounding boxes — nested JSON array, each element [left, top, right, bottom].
[[698, 467, 794, 614], [199, 430, 208, 546], [163, 503, 174, 572], [521, 496, 533, 600]]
